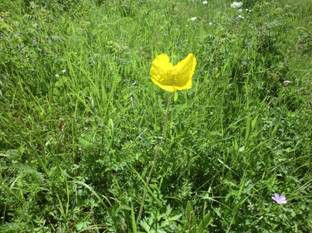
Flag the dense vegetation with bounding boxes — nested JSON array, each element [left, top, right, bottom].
[[1, 0, 311, 232]]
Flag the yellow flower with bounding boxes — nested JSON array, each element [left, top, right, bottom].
[[150, 53, 197, 92]]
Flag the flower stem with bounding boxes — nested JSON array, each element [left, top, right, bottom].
[[162, 93, 173, 139], [137, 94, 174, 223]]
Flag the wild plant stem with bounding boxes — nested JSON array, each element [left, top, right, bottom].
[[162, 93, 173, 139], [136, 93, 174, 223]]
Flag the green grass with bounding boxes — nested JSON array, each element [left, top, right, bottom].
[[1, 0, 312, 232]]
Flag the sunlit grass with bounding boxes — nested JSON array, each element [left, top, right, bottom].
[[0, 0, 312, 232]]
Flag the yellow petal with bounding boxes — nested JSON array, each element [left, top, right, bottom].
[[150, 53, 197, 92], [150, 54, 176, 92], [172, 53, 197, 90]]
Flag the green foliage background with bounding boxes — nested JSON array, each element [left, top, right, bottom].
[[0, 0, 311, 232]]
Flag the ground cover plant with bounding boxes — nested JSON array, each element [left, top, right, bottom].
[[0, 0, 312, 232]]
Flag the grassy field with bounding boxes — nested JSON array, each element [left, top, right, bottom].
[[1, 0, 312, 232]]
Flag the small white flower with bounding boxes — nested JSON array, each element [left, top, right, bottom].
[[231, 1, 243, 9], [55, 74, 60, 78], [238, 8, 243, 12], [202, 0, 208, 5], [190, 17, 197, 21], [272, 193, 287, 205], [237, 14, 244, 19], [283, 80, 292, 86], [208, 22, 213, 26], [61, 69, 67, 74]]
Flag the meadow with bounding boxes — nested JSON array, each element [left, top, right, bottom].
[[0, 0, 312, 232]]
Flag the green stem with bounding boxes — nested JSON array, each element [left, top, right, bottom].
[[162, 93, 173, 139], [136, 93, 174, 223]]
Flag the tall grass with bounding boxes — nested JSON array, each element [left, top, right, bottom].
[[0, 0, 311, 232]]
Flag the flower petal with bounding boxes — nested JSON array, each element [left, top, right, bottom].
[[272, 193, 287, 204], [150, 54, 175, 92], [171, 53, 197, 90]]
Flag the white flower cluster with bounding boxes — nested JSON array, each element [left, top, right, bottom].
[[230, 1, 243, 9]]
